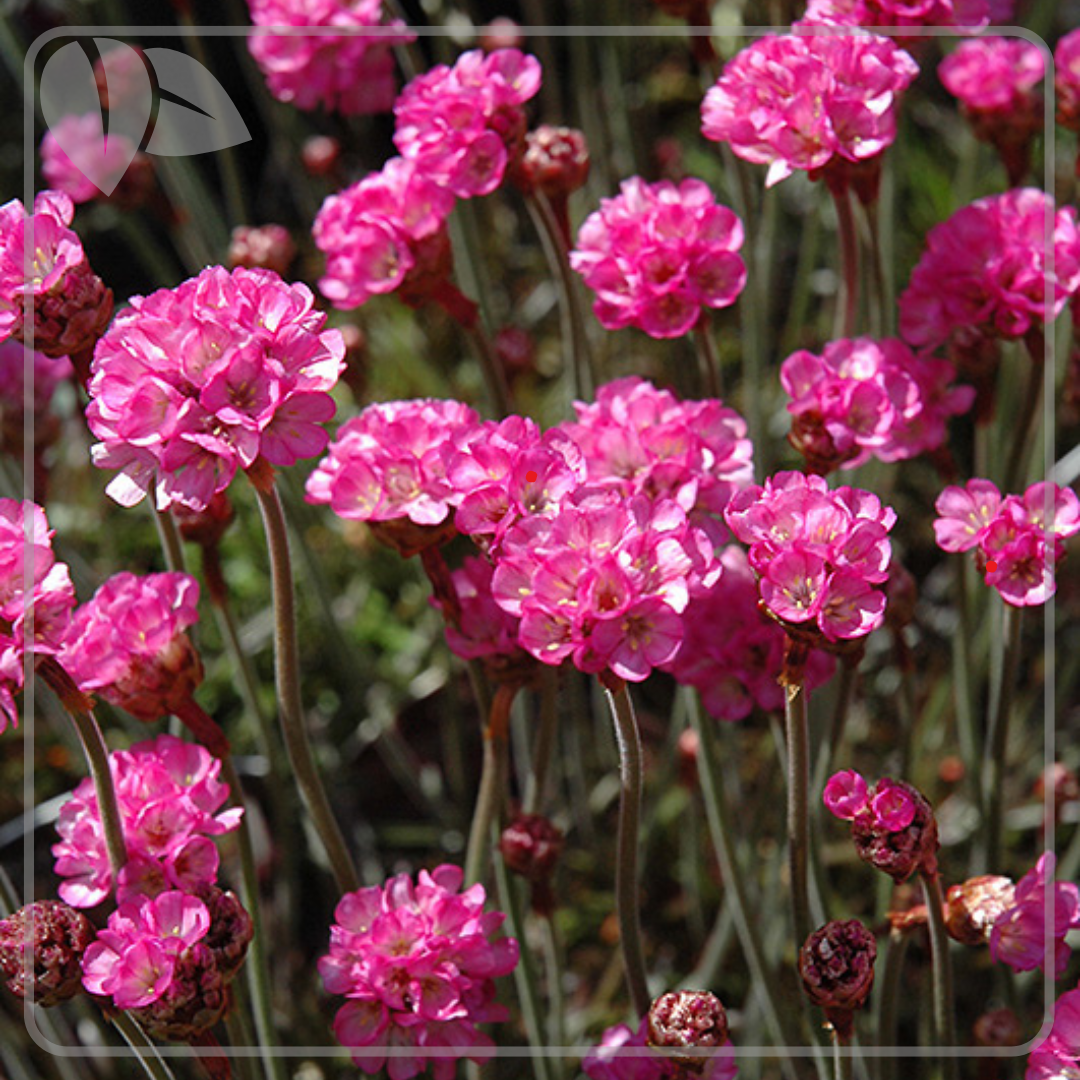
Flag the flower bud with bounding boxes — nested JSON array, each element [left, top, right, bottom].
[[973, 1006, 1023, 1047], [499, 813, 564, 916], [646, 989, 729, 1074], [174, 492, 235, 550], [512, 126, 590, 201], [0, 900, 95, 1006], [301, 135, 341, 178], [21, 258, 113, 363], [227, 225, 296, 278], [798, 919, 877, 1039], [494, 326, 536, 376], [851, 777, 939, 883], [479, 17, 524, 52], [945, 875, 1016, 946], [196, 885, 254, 983]]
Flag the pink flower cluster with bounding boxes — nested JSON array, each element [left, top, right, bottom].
[[0, 499, 75, 730], [53, 734, 242, 908], [569, 178, 746, 338], [314, 157, 456, 310], [307, 399, 480, 527], [583, 1017, 738, 1080], [559, 377, 753, 543], [824, 769, 917, 830], [246, 0, 414, 115], [82, 890, 210, 1008], [40, 113, 140, 204], [88, 265, 345, 512], [491, 489, 721, 681], [436, 556, 526, 668], [800, 0, 1000, 31], [60, 572, 202, 721], [320, 864, 519, 1079], [724, 473, 895, 643], [666, 547, 835, 721], [780, 337, 974, 472], [899, 189, 1080, 353], [933, 480, 1080, 606], [1058, 29, 1080, 132], [990, 854, 1080, 978], [393, 49, 541, 198], [700, 34, 919, 188], [1028, 982, 1080, 1079], [938, 38, 1044, 114]]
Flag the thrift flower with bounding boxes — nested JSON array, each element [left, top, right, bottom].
[[246, 0, 414, 115], [700, 34, 918, 189], [40, 113, 143, 204], [800, 0, 998, 32], [798, 919, 877, 1039], [320, 864, 519, 1079], [569, 178, 746, 338], [394, 49, 542, 198], [53, 734, 242, 907], [1026, 983, 1080, 1079], [899, 189, 1080, 353], [87, 265, 345, 512], [724, 472, 895, 644], [0, 901, 95, 1006], [583, 1016, 738, 1080], [1057, 29, 1080, 134], [989, 853, 1080, 978], [647, 991, 730, 1074]]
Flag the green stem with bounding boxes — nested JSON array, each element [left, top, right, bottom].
[[833, 1035, 852, 1080], [692, 316, 722, 398], [464, 683, 516, 888], [153, 509, 186, 575], [250, 476, 359, 895], [922, 872, 958, 1077], [984, 603, 1023, 870], [603, 679, 650, 1018], [874, 929, 911, 1080], [541, 916, 566, 1051], [953, 560, 981, 823], [524, 669, 559, 816], [110, 1013, 177, 1080], [830, 181, 859, 340], [785, 676, 812, 949]]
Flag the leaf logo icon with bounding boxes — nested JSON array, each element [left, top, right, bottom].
[[40, 39, 251, 198]]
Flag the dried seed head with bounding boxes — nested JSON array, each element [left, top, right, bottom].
[[646, 990, 729, 1075], [799, 919, 877, 1039], [0, 901, 95, 1006]]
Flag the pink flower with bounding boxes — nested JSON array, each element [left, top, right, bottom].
[[1026, 983, 1080, 1079], [583, 1017, 739, 1080], [800, 0, 999, 31], [934, 480, 1080, 606], [781, 337, 974, 473], [314, 157, 457, 310], [899, 189, 1080, 353], [1057, 29, 1080, 133], [394, 49, 542, 198], [60, 572, 202, 722], [701, 34, 918, 188], [40, 113, 140, 204], [52, 734, 242, 907], [0, 499, 76, 731], [246, 0, 414, 115], [939, 38, 1044, 113], [491, 489, 721, 681], [321, 864, 519, 1079], [823, 770, 870, 820], [307, 399, 481, 528], [990, 853, 1080, 978], [87, 265, 345, 512], [664, 547, 835, 721], [569, 179, 746, 338], [724, 472, 895, 643]]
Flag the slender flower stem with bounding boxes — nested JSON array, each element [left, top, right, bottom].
[[874, 928, 912, 1080], [154, 508, 186, 575], [37, 658, 127, 884], [603, 677, 650, 1018], [692, 315, 722, 398], [110, 1013, 178, 1080], [1003, 338, 1045, 492], [921, 871, 958, 1078], [464, 683, 516, 888], [829, 181, 859, 340], [952, 560, 982, 825], [785, 676, 812, 949], [248, 470, 359, 895], [864, 200, 893, 338], [833, 1035, 852, 1080], [984, 603, 1023, 870], [524, 668, 559, 816]]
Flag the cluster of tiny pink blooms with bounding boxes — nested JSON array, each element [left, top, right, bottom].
[[320, 865, 519, 1080], [245, 0, 414, 115], [1027, 982, 1080, 1079], [824, 769, 918, 830], [59, 572, 201, 721], [88, 265, 345, 512], [307, 399, 480, 526], [0, 499, 75, 730], [938, 37, 1044, 114], [799, 0, 999, 30], [491, 489, 720, 681], [1057, 29, 1080, 132], [558, 377, 753, 544], [781, 337, 974, 471], [583, 1017, 738, 1080], [81, 891, 210, 1009], [436, 556, 526, 667], [53, 734, 241, 908], [569, 178, 746, 338], [393, 49, 541, 198], [989, 853, 1080, 978], [724, 473, 895, 643], [934, 480, 1080, 606], [314, 157, 456, 310], [39, 113, 139, 204], [664, 547, 835, 721], [700, 34, 919, 188], [899, 188, 1080, 353]]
